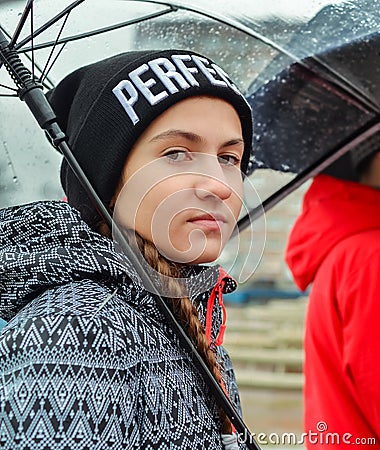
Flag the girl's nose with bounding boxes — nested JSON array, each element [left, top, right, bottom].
[[193, 160, 233, 201]]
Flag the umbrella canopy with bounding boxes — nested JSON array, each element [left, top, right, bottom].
[[2, 0, 377, 210], [246, 0, 380, 178]]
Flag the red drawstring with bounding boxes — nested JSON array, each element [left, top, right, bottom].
[[215, 282, 227, 346], [205, 269, 228, 347], [204, 268, 236, 434], [205, 285, 217, 345]]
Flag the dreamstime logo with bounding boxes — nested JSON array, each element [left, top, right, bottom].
[[316, 421, 328, 432], [112, 154, 266, 297], [237, 422, 377, 446]]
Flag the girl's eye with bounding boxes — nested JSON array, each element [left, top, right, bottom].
[[218, 154, 241, 166], [164, 149, 192, 163]]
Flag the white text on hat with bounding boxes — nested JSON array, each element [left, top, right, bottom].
[[112, 53, 241, 125]]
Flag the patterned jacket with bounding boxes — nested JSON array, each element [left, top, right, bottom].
[[0, 201, 244, 450]]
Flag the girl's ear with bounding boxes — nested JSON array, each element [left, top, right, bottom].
[[109, 197, 116, 212]]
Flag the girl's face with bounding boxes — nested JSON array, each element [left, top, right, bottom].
[[114, 96, 245, 265]]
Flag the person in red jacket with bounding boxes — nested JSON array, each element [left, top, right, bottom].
[[286, 142, 380, 448]]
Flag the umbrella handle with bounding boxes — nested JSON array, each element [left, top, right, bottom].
[[0, 29, 261, 450]]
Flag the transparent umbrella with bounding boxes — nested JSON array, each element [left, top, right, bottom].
[[1, 0, 379, 223], [0, 0, 379, 444]]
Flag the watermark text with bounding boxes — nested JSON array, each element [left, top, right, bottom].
[[237, 422, 377, 446]]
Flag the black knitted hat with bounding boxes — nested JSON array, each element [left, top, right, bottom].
[[47, 49, 253, 227]]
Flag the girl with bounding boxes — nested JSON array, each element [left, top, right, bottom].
[[0, 49, 253, 449]]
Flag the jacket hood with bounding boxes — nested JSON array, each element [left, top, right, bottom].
[[0, 201, 140, 321], [286, 174, 380, 291], [0, 201, 235, 324]]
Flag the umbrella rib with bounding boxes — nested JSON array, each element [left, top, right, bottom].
[[39, 10, 71, 83], [0, 83, 17, 92], [307, 56, 380, 114], [234, 119, 380, 235], [17, 7, 175, 54], [14, 0, 86, 51], [40, 43, 67, 85], [9, 0, 34, 48]]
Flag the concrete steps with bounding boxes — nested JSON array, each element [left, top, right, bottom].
[[224, 298, 307, 391]]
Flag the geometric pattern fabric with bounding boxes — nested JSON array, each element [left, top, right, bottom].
[[0, 201, 245, 449]]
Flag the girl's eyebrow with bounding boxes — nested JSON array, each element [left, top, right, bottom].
[[150, 129, 203, 143], [222, 138, 244, 148], [150, 129, 244, 148]]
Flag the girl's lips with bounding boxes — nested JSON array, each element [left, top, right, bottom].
[[188, 214, 226, 231]]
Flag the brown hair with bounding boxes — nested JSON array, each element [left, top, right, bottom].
[[97, 220, 232, 434]]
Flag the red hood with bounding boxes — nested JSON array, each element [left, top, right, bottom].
[[286, 174, 380, 291]]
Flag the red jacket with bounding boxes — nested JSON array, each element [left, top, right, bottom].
[[286, 174, 380, 448]]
